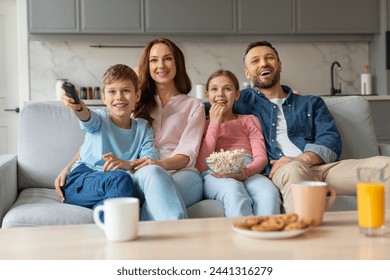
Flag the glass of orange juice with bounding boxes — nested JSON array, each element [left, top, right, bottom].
[[357, 167, 385, 236]]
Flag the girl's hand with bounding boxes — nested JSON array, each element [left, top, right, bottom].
[[211, 167, 247, 181], [102, 152, 132, 172], [209, 103, 225, 125]]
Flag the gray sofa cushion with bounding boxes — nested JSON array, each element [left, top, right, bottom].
[[324, 96, 379, 160], [2, 188, 93, 228], [18, 102, 85, 190]]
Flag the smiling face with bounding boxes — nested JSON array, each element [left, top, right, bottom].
[[244, 45, 282, 89], [206, 75, 240, 114], [101, 79, 140, 128], [148, 43, 177, 85]]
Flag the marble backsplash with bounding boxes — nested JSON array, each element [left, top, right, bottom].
[[29, 36, 369, 101]]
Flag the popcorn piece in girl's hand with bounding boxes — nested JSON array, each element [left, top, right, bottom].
[[206, 149, 245, 174]]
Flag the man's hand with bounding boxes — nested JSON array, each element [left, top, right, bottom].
[[269, 156, 295, 178], [269, 152, 324, 178]]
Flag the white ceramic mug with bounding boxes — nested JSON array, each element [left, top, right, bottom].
[[291, 181, 336, 226], [93, 197, 139, 242]]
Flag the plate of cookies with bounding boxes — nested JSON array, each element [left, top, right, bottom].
[[232, 213, 313, 239]]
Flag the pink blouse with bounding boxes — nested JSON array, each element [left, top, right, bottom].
[[151, 94, 206, 169], [196, 115, 268, 178]]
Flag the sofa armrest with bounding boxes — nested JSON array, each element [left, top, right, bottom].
[[379, 143, 390, 157], [0, 154, 18, 227]]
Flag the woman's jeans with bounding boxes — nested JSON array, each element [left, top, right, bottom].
[[131, 165, 194, 221], [202, 170, 281, 217]]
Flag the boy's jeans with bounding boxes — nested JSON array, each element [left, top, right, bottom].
[[64, 164, 138, 209]]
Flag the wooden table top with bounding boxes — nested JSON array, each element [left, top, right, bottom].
[[1, 210, 389, 260]]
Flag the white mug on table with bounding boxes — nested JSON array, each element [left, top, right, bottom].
[[93, 197, 139, 242]]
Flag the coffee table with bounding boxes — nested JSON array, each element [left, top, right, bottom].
[[0, 210, 389, 260]]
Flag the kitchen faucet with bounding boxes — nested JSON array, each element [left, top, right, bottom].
[[330, 61, 342, 95]]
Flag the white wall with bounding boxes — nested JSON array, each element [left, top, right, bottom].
[[29, 35, 369, 101]]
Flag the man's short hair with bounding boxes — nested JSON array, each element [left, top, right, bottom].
[[243, 40, 280, 62]]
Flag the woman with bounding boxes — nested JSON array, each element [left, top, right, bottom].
[[132, 37, 206, 210], [55, 38, 205, 220]]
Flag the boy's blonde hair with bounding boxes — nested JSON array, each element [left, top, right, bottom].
[[102, 64, 138, 92]]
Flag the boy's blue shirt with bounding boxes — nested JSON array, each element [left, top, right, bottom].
[[72, 108, 158, 172]]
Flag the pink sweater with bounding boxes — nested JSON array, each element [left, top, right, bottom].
[[151, 94, 206, 169], [196, 115, 268, 178]]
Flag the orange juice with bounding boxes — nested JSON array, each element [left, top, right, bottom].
[[357, 182, 385, 228]]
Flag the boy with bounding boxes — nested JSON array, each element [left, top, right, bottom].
[[62, 64, 157, 210]]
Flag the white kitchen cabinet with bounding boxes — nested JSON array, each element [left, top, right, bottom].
[[28, 0, 79, 33], [297, 0, 379, 34], [237, 0, 294, 34], [80, 0, 142, 33], [145, 0, 235, 34]]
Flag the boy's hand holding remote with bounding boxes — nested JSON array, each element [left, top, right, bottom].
[[61, 82, 90, 121]]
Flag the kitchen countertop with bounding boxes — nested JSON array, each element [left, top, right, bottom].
[[319, 95, 390, 100]]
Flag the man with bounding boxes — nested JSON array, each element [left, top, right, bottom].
[[234, 40, 390, 212]]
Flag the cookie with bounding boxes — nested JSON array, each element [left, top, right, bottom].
[[302, 217, 315, 227], [283, 221, 307, 231], [256, 216, 286, 231], [281, 213, 298, 224], [245, 216, 268, 226], [233, 221, 251, 230]]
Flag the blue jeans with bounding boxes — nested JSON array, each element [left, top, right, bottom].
[[64, 164, 138, 209], [171, 169, 203, 208], [131, 165, 188, 221], [202, 171, 281, 217]]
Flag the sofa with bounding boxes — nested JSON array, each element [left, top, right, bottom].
[[1, 96, 389, 228]]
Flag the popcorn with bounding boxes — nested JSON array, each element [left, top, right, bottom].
[[206, 149, 245, 174]]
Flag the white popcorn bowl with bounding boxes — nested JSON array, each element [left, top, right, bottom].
[[206, 156, 245, 175]]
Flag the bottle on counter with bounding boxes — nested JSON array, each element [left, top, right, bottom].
[[361, 65, 372, 96], [94, 87, 101, 99], [87, 87, 93, 99], [79, 87, 87, 99]]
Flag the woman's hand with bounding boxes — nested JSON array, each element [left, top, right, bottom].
[[130, 157, 161, 172], [54, 166, 71, 202]]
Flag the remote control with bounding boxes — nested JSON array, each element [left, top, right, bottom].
[[63, 81, 83, 112]]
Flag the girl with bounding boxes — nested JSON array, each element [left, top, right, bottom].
[[196, 69, 280, 217]]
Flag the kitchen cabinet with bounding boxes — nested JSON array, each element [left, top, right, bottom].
[[145, 0, 235, 34], [28, 0, 79, 33], [28, 0, 379, 35], [237, 0, 294, 34], [80, 0, 142, 33], [297, 0, 379, 34]]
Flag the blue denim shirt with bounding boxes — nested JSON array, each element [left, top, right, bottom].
[[232, 86, 342, 175]]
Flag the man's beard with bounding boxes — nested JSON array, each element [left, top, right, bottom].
[[252, 71, 280, 89]]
